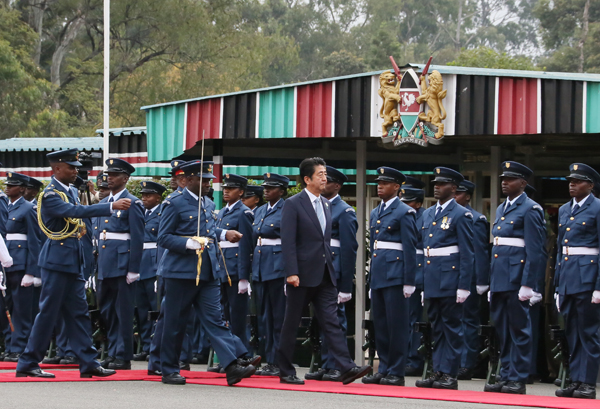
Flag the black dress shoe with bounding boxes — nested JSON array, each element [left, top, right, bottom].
[[100, 356, 115, 368], [42, 356, 64, 365], [362, 372, 385, 384], [256, 364, 280, 376], [238, 355, 261, 367], [4, 352, 20, 362], [225, 363, 256, 386], [147, 369, 162, 376], [501, 381, 526, 394], [457, 367, 473, 380], [107, 359, 131, 370], [162, 372, 186, 385], [280, 375, 305, 385], [133, 352, 149, 361], [305, 368, 327, 380], [380, 375, 405, 386], [207, 364, 224, 373], [484, 381, 506, 392], [59, 356, 79, 365], [404, 366, 423, 377], [80, 366, 116, 378], [323, 369, 342, 382], [16, 368, 55, 378], [416, 372, 442, 388], [573, 383, 596, 399], [191, 354, 208, 365], [179, 361, 190, 371], [433, 373, 458, 390], [340, 365, 371, 385], [555, 382, 581, 397]]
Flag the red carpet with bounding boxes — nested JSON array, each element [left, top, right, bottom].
[[0, 362, 78, 370], [0, 368, 228, 382]]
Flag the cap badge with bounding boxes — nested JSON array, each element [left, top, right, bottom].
[[8, 173, 11, 177], [207, 165, 213, 173], [401, 189, 405, 194], [174, 161, 178, 167], [75, 152, 80, 161], [574, 164, 578, 171], [506, 162, 510, 168], [380, 168, 384, 174], [436, 168, 440, 174], [110, 159, 114, 165], [142, 182, 146, 187], [225, 174, 229, 179], [266, 173, 271, 178]]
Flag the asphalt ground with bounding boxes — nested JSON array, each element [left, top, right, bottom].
[[0, 361, 564, 409]]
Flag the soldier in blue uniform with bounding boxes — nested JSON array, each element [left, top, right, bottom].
[[157, 160, 256, 385], [215, 174, 254, 351], [306, 166, 357, 382], [242, 185, 264, 211], [416, 167, 474, 390], [2, 173, 43, 361], [361, 167, 418, 386], [97, 158, 145, 370], [252, 173, 289, 376], [16, 148, 130, 378], [132, 181, 166, 362], [24, 177, 43, 204], [399, 186, 426, 376], [0, 166, 10, 358], [554, 163, 600, 399], [484, 161, 546, 395], [454, 179, 490, 380]]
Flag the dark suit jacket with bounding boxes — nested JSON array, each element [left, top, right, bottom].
[[281, 189, 336, 287]]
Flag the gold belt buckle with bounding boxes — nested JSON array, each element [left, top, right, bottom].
[[426, 248, 430, 257], [258, 237, 262, 246], [565, 246, 569, 256], [374, 240, 378, 250], [102, 230, 107, 241], [494, 237, 499, 246]]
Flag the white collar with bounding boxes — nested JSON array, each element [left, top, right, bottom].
[[53, 177, 71, 192], [109, 188, 126, 202], [436, 198, 454, 212], [267, 198, 282, 211], [573, 194, 591, 209], [381, 195, 398, 210], [147, 204, 160, 214], [9, 196, 22, 205], [505, 193, 524, 209], [330, 194, 340, 202], [225, 200, 240, 211], [304, 188, 321, 203], [186, 188, 199, 201]]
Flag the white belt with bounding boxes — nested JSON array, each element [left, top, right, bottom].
[[6, 234, 27, 241], [219, 241, 239, 249], [143, 242, 157, 250], [416, 249, 424, 255], [374, 241, 403, 251], [493, 237, 525, 247], [101, 232, 131, 241], [562, 247, 600, 256], [257, 238, 281, 246], [330, 239, 341, 247], [424, 245, 459, 257]]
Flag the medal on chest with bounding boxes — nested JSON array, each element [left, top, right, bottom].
[[441, 216, 451, 230]]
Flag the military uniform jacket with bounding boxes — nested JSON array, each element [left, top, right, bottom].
[[139, 205, 163, 281], [330, 196, 358, 294], [157, 189, 219, 281], [415, 207, 425, 289], [96, 189, 145, 279], [490, 194, 546, 293], [155, 190, 183, 277], [467, 204, 490, 286], [421, 199, 474, 298], [71, 187, 95, 280], [555, 195, 600, 295], [0, 192, 8, 238], [37, 177, 112, 275], [369, 198, 418, 290], [251, 199, 285, 282], [215, 201, 254, 282], [5, 198, 43, 277]]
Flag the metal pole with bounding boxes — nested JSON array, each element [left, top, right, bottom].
[[489, 146, 500, 239], [103, 0, 110, 165], [354, 139, 367, 365]]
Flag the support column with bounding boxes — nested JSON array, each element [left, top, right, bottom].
[[474, 170, 484, 214], [354, 140, 367, 365], [489, 146, 501, 238], [213, 141, 223, 209]]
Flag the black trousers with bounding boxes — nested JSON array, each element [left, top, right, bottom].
[[277, 268, 355, 377]]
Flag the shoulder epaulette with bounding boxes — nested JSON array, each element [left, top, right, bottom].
[[407, 208, 416, 214], [345, 207, 355, 213], [163, 200, 170, 206], [245, 210, 254, 215], [479, 214, 487, 221], [44, 191, 56, 198], [533, 204, 543, 211], [465, 212, 473, 218]]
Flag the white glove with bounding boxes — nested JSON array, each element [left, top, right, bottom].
[[337, 292, 352, 304], [33, 277, 42, 287], [238, 279, 250, 294], [154, 280, 157, 293], [518, 286, 534, 301], [476, 285, 489, 295], [186, 239, 201, 250], [284, 283, 287, 296], [456, 289, 470, 303], [1, 257, 13, 269], [592, 291, 600, 304], [403, 285, 416, 298], [421, 291, 424, 306], [0, 271, 5, 291], [555, 293, 560, 312], [368, 289, 371, 300], [126, 272, 140, 284], [21, 274, 35, 287], [487, 291, 491, 303], [530, 291, 542, 306]]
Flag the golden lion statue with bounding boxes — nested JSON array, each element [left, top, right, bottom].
[[416, 70, 447, 139], [378, 71, 401, 137]]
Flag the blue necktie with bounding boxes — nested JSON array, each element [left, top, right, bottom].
[[145, 209, 151, 218], [572, 204, 580, 215], [435, 206, 441, 217], [109, 197, 114, 203], [315, 198, 325, 234]]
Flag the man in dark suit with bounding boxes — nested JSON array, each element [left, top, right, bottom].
[[277, 157, 370, 385]]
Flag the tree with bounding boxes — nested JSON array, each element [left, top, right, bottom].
[[447, 46, 536, 70]]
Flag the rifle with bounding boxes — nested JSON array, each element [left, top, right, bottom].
[[0, 266, 13, 333], [247, 314, 260, 357], [479, 324, 500, 384], [301, 314, 321, 373], [361, 319, 375, 373], [414, 321, 433, 380], [550, 325, 570, 388]]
